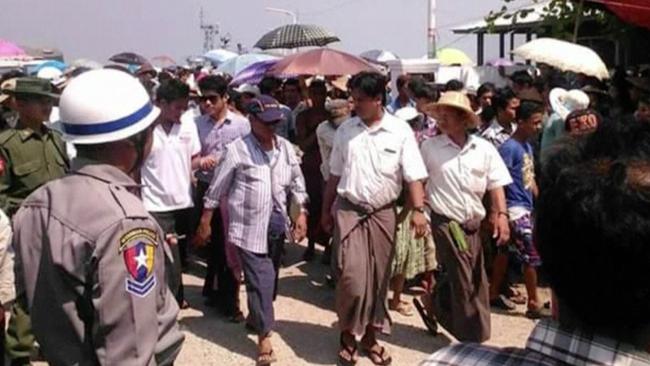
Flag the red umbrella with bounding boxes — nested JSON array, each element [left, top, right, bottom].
[[585, 0, 650, 29], [268, 48, 376, 76]]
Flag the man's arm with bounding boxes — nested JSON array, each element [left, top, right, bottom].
[[287, 148, 309, 242], [320, 175, 340, 234], [488, 187, 510, 245]]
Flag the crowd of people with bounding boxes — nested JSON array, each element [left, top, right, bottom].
[[0, 55, 648, 366]]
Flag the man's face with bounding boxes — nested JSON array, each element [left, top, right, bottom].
[[250, 114, 279, 137], [519, 112, 544, 137], [199, 91, 227, 120], [16, 95, 53, 123], [499, 97, 520, 123], [270, 86, 283, 102], [309, 87, 327, 109], [159, 98, 189, 124], [415, 97, 434, 114], [283, 85, 301, 106], [351, 89, 382, 120], [638, 102, 650, 123], [479, 91, 494, 109], [435, 106, 466, 136]]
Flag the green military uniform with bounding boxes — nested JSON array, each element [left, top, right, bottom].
[[0, 125, 69, 365]]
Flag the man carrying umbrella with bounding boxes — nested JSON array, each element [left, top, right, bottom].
[[321, 72, 429, 365]]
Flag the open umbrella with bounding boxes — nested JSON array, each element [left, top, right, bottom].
[[0, 39, 26, 58], [254, 24, 340, 50], [109, 52, 149, 66], [513, 38, 609, 80], [486, 58, 514, 67], [437, 48, 474, 66], [360, 49, 399, 64], [151, 55, 176, 68], [230, 59, 280, 86], [203, 49, 238, 66], [216, 53, 278, 76], [269, 48, 375, 76]]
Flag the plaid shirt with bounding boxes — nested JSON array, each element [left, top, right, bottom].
[[422, 319, 650, 366]]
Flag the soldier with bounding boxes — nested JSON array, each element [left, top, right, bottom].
[[0, 77, 69, 366], [11, 69, 184, 365]]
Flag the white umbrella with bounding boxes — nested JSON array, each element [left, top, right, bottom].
[[513, 38, 609, 80], [360, 49, 399, 64], [203, 49, 237, 66]]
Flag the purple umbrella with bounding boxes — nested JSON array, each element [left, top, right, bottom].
[[0, 39, 26, 58], [486, 58, 514, 67], [230, 59, 280, 86]]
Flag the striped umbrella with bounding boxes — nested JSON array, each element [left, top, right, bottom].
[[254, 24, 340, 50], [216, 53, 278, 76]]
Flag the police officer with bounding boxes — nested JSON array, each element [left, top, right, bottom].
[[0, 77, 68, 366], [11, 69, 184, 365]]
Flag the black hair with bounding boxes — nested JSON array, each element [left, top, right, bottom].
[[516, 100, 544, 121], [309, 79, 327, 92], [444, 79, 464, 92], [510, 70, 533, 86], [537, 121, 650, 343], [198, 75, 228, 96], [259, 76, 282, 95], [349, 71, 387, 104], [156, 79, 190, 103], [492, 87, 518, 112], [477, 82, 496, 97], [227, 89, 245, 113], [283, 78, 300, 89], [396, 74, 410, 89], [412, 82, 438, 102]]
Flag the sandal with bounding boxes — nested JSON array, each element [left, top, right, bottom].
[[361, 343, 392, 366], [256, 349, 277, 366], [389, 301, 414, 316], [413, 298, 438, 335], [338, 334, 359, 365], [490, 294, 517, 311]]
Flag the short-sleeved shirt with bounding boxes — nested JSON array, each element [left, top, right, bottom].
[[329, 113, 428, 209], [499, 138, 535, 217], [480, 118, 517, 148], [315, 119, 340, 181], [195, 111, 250, 183], [141, 121, 201, 212], [420, 134, 512, 223]]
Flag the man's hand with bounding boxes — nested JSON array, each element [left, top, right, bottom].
[[410, 210, 429, 239], [292, 212, 308, 243], [320, 212, 334, 234], [491, 213, 510, 246], [200, 156, 217, 171], [192, 212, 213, 247]]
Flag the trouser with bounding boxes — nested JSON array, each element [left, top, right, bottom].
[[238, 235, 284, 336], [5, 294, 33, 364], [196, 181, 238, 315], [151, 208, 193, 304]]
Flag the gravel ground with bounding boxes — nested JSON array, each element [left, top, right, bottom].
[[174, 241, 547, 366]]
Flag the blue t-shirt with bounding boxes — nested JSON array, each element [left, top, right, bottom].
[[498, 138, 535, 211]]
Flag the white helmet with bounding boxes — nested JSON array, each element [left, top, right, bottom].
[[59, 69, 160, 144]]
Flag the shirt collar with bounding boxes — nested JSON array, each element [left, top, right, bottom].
[[440, 133, 477, 151], [16, 124, 51, 142], [355, 112, 394, 133], [526, 320, 650, 365], [489, 118, 516, 134], [71, 157, 139, 188]]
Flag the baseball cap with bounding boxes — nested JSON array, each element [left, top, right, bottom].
[[246, 95, 285, 123]]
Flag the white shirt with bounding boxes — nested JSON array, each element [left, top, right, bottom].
[[316, 120, 338, 181], [141, 121, 201, 212], [420, 134, 512, 223], [329, 113, 428, 209], [480, 118, 517, 148]]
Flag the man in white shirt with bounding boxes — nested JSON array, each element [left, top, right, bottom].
[[321, 72, 429, 365], [141, 79, 203, 308], [420, 91, 512, 343]]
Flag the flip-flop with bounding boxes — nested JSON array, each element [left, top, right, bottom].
[[361, 344, 392, 366], [413, 298, 438, 335], [338, 334, 358, 366], [256, 349, 277, 366]]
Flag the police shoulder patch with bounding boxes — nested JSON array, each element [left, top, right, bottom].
[[120, 228, 158, 298]]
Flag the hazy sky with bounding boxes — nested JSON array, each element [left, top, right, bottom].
[[0, 0, 509, 63]]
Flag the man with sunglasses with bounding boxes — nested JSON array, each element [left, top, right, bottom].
[[195, 95, 308, 366], [0, 77, 69, 366], [193, 75, 250, 319]]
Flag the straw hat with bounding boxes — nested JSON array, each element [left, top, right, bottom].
[[425, 91, 479, 125]]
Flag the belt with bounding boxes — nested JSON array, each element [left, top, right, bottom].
[[430, 211, 481, 235], [339, 196, 395, 215]]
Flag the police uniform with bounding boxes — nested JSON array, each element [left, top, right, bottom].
[[12, 158, 184, 365]]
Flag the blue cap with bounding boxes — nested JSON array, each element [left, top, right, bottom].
[[246, 95, 285, 123]]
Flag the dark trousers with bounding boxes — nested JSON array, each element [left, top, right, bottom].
[[239, 235, 284, 336], [196, 181, 238, 315], [151, 208, 193, 304], [6, 294, 33, 364]]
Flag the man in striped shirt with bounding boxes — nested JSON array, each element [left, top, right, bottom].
[[195, 95, 307, 366]]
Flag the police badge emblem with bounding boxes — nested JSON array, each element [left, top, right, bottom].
[[120, 228, 158, 297]]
